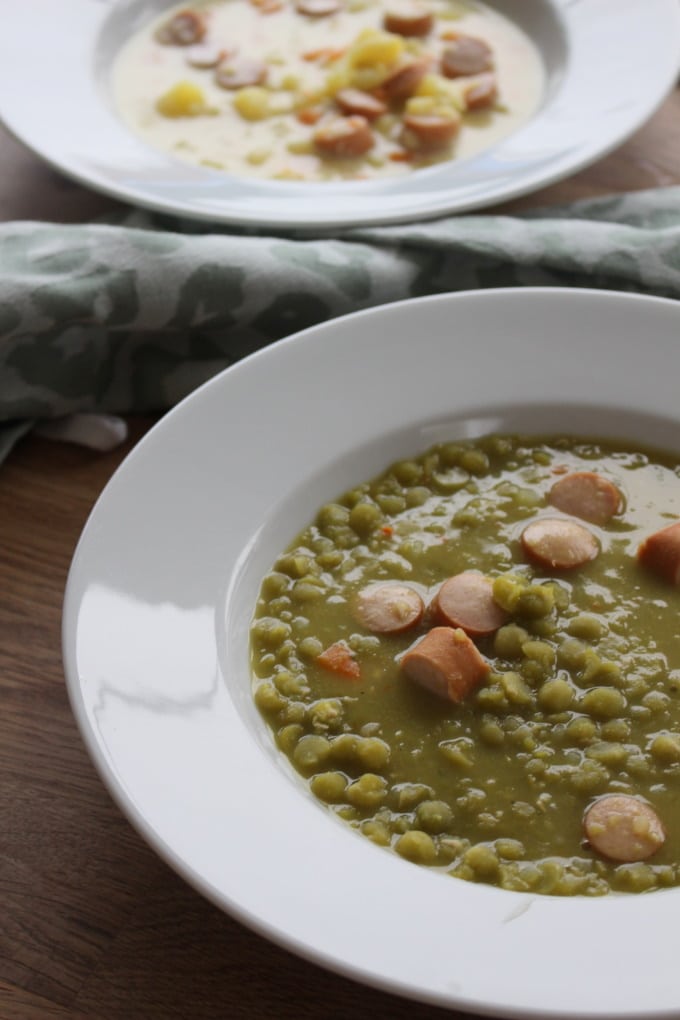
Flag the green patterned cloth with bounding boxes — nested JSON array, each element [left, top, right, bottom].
[[1, 185, 679, 460]]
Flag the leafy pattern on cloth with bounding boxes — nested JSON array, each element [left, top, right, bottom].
[[1, 186, 679, 458]]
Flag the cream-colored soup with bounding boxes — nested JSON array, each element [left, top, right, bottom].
[[112, 0, 544, 181]]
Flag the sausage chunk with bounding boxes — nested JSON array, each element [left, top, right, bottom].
[[186, 43, 228, 69], [401, 626, 490, 702], [335, 88, 387, 120], [637, 521, 680, 584], [155, 9, 207, 46], [383, 2, 434, 37], [215, 57, 268, 89], [441, 34, 493, 78], [521, 518, 599, 571], [381, 58, 430, 100], [583, 794, 666, 862], [432, 572, 508, 637], [313, 116, 374, 158], [354, 582, 424, 634], [463, 72, 498, 111], [549, 471, 622, 525], [400, 111, 460, 151]]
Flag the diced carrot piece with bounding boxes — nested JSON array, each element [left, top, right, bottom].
[[302, 47, 346, 63], [317, 640, 361, 678], [297, 106, 324, 125], [389, 149, 413, 162]]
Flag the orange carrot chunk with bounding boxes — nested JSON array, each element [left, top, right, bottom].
[[317, 640, 361, 678]]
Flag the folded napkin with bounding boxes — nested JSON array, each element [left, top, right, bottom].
[[1, 185, 679, 463]]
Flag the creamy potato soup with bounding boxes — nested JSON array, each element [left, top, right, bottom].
[[112, 0, 544, 180]]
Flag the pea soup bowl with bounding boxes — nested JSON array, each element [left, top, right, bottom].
[[63, 287, 680, 1019]]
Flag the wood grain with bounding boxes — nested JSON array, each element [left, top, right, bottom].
[[1, 82, 680, 1019]]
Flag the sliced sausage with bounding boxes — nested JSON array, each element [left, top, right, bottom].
[[335, 88, 387, 120], [549, 471, 622, 525], [401, 626, 490, 702], [155, 9, 207, 46], [215, 57, 268, 89], [463, 72, 498, 111], [354, 582, 424, 634], [637, 521, 680, 584], [583, 794, 666, 862], [383, 3, 434, 37], [432, 572, 508, 637], [441, 34, 493, 78], [186, 43, 229, 68], [313, 115, 374, 158], [381, 58, 430, 100], [296, 0, 342, 15], [521, 518, 599, 570], [400, 111, 460, 151]]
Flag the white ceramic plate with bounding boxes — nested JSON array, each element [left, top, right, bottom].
[[64, 287, 680, 1019], [2, 0, 680, 229]]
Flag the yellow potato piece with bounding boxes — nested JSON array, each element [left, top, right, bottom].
[[348, 29, 404, 69], [156, 80, 208, 118], [233, 86, 273, 121]]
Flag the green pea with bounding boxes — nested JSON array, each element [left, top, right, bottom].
[[557, 637, 589, 672], [499, 671, 534, 707], [355, 736, 391, 771], [277, 723, 303, 754], [600, 718, 631, 742], [276, 553, 317, 578], [565, 716, 598, 746], [642, 691, 671, 714], [612, 864, 657, 893], [261, 571, 290, 598], [416, 799, 453, 834], [251, 617, 292, 649], [581, 655, 623, 687], [439, 442, 465, 466], [585, 741, 628, 767], [567, 614, 605, 642], [439, 737, 474, 767], [317, 549, 344, 570], [298, 636, 324, 660], [537, 678, 574, 713], [464, 843, 499, 879], [345, 773, 388, 809], [273, 669, 308, 697], [376, 493, 406, 514], [495, 838, 526, 860], [569, 759, 609, 794], [292, 734, 332, 773], [361, 819, 391, 846], [317, 503, 350, 529], [459, 449, 490, 476], [393, 783, 434, 810], [254, 681, 286, 714], [479, 720, 505, 746], [392, 460, 422, 485], [516, 486, 544, 509], [310, 771, 348, 803], [395, 830, 438, 864], [405, 486, 431, 507], [494, 623, 530, 659], [330, 733, 360, 762], [349, 501, 382, 536], [308, 699, 344, 731], [291, 578, 326, 603], [649, 732, 680, 764], [580, 686, 626, 719]]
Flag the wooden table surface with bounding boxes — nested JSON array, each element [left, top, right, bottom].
[[2, 85, 680, 1020]]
